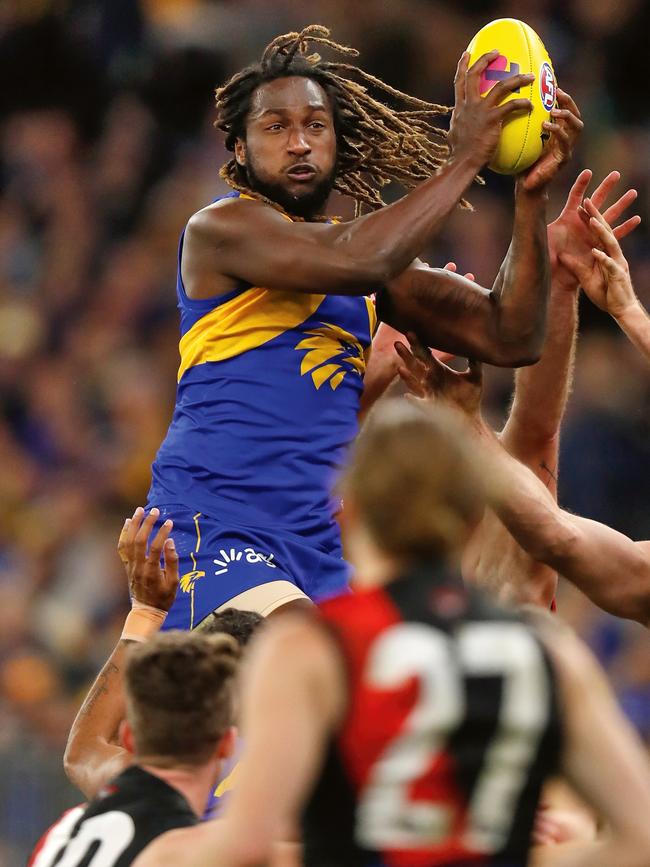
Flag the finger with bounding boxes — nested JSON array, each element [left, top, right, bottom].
[[557, 251, 591, 283], [163, 538, 180, 592], [612, 214, 641, 240], [397, 365, 427, 398], [555, 88, 581, 118], [123, 506, 145, 562], [466, 49, 500, 83], [549, 107, 584, 133], [118, 518, 131, 563], [444, 261, 457, 272], [405, 331, 432, 364], [485, 73, 535, 107], [466, 359, 483, 386], [147, 519, 173, 567], [464, 272, 475, 281], [590, 170, 621, 210], [602, 188, 637, 225], [454, 51, 468, 103], [134, 508, 160, 565], [592, 248, 622, 275], [496, 98, 533, 119], [542, 121, 570, 146], [395, 341, 428, 377], [589, 216, 622, 257], [562, 168, 592, 213]]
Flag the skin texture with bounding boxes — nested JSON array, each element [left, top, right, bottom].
[[458, 170, 640, 607], [396, 337, 650, 628], [180, 66, 581, 366], [64, 508, 179, 798], [131, 515, 650, 867]]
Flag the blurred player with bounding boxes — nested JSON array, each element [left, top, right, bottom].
[[396, 293, 650, 628], [138, 401, 650, 867], [446, 169, 639, 608], [63, 508, 261, 818], [30, 630, 239, 867], [146, 24, 582, 629]]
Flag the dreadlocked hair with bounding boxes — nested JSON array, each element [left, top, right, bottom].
[[214, 25, 472, 216]]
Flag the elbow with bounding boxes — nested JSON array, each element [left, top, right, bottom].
[[483, 338, 543, 368], [63, 744, 82, 788]]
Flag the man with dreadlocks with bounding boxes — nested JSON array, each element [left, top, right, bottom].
[[146, 26, 582, 628]]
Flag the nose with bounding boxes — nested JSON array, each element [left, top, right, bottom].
[[287, 128, 311, 156]]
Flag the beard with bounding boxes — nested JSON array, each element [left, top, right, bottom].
[[245, 156, 336, 220]]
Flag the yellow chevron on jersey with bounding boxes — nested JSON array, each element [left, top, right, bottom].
[[178, 287, 326, 381], [296, 321, 366, 391]]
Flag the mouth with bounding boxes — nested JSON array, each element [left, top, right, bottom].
[[286, 163, 317, 183]]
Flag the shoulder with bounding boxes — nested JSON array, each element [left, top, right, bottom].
[[132, 825, 205, 867], [187, 196, 289, 244]]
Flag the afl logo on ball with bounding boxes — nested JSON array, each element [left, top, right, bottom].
[[540, 62, 556, 110]]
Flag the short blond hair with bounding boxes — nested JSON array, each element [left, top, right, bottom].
[[341, 400, 486, 561]]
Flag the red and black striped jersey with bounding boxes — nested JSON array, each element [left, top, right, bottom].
[[304, 565, 562, 867], [28, 766, 198, 867]]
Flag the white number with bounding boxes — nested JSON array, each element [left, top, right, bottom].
[[54, 811, 135, 867], [356, 622, 550, 854]]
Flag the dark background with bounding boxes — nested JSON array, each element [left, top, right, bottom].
[[0, 1, 648, 862]]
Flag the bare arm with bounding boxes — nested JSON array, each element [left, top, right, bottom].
[[529, 625, 650, 867], [185, 54, 541, 298], [484, 427, 650, 625], [64, 509, 179, 797], [379, 180, 550, 367]]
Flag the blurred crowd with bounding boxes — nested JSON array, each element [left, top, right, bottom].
[[0, 0, 649, 862]]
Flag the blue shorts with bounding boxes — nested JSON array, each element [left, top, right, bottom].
[[151, 505, 351, 630]]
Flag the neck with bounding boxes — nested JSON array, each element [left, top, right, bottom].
[[138, 759, 221, 817]]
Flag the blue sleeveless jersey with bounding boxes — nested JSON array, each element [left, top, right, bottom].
[[148, 192, 377, 539]]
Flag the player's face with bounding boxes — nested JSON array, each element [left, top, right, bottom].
[[236, 76, 337, 219]]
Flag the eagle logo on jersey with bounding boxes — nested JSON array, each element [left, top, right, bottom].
[[180, 569, 205, 593], [295, 322, 366, 390]]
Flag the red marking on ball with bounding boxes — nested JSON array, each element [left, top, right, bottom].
[[540, 62, 556, 110]]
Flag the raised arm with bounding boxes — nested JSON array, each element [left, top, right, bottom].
[[559, 197, 648, 363], [481, 424, 650, 625], [63, 508, 179, 798], [377, 89, 583, 367], [184, 52, 537, 298]]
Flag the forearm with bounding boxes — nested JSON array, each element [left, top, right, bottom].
[[490, 181, 551, 358], [530, 838, 648, 867], [335, 154, 480, 279], [616, 302, 650, 364], [64, 641, 132, 797], [502, 284, 578, 482]]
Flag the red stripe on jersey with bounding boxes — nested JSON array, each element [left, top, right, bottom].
[[319, 587, 487, 866], [28, 804, 86, 867]]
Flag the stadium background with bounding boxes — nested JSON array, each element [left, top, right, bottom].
[[0, 0, 648, 863]]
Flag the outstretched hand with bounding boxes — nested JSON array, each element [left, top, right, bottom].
[[118, 507, 179, 612], [559, 199, 639, 319], [522, 89, 583, 191], [548, 168, 640, 291], [394, 333, 484, 421]]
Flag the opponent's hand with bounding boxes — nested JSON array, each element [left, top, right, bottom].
[[118, 507, 179, 612], [394, 332, 484, 421], [448, 50, 534, 170], [560, 199, 640, 319], [548, 169, 641, 291], [522, 89, 583, 191], [532, 807, 597, 846]]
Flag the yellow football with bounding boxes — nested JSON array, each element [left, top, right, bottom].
[[467, 18, 557, 175]]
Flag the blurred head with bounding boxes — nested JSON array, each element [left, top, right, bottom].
[[340, 400, 487, 580], [194, 607, 264, 645], [215, 25, 450, 219], [122, 631, 239, 768]]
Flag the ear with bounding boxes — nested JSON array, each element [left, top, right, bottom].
[[119, 719, 136, 755], [217, 725, 238, 761], [234, 138, 247, 167]]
